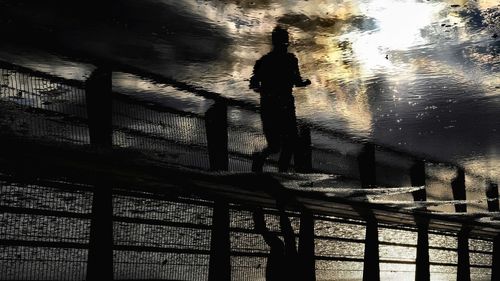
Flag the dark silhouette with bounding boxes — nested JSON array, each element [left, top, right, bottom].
[[85, 66, 113, 148], [205, 101, 229, 171], [355, 143, 381, 281], [208, 202, 231, 281], [252, 205, 300, 281], [250, 26, 311, 172], [451, 169, 467, 213]]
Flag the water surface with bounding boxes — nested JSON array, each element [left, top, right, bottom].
[[3, 0, 498, 179]]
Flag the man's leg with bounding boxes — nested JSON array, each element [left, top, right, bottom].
[[278, 120, 298, 172], [253, 121, 280, 172]]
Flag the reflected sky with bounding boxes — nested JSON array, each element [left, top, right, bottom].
[[154, 0, 499, 179], [0, 0, 499, 179]]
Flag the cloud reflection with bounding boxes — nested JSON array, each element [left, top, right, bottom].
[[4, 0, 498, 178], [161, 1, 498, 177]]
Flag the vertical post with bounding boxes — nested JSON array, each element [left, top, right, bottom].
[[486, 182, 499, 212], [87, 180, 114, 281], [411, 160, 430, 281], [457, 228, 471, 281], [205, 101, 228, 171], [208, 202, 231, 281], [487, 182, 499, 281], [492, 235, 500, 281], [451, 169, 467, 213], [358, 143, 376, 188], [486, 181, 498, 281], [295, 125, 312, 173], [85, 66, 113, 147], [357, 143, 379, 281], [415, 221, 430, 281], [451, 169, 470, 281], [85, 66, 114, 281], [298, 209, 316, 281], [410, 160, 427, 202], [363, 219, 380, 281], [206, 100, 230, 280]]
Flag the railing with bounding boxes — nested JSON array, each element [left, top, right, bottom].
[[1, 60, 499, 210], [0, 59, 499, 281]]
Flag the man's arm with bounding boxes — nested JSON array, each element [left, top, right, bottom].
[[290, 54, 311, 88], [249, 59, 262, 92]]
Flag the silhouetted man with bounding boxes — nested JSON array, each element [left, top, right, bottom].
[[250, 26, 311, 172]]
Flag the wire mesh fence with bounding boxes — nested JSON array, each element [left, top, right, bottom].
[[0, 60, 385, 177], [0, 246, 88, 281], [0, 177, 91, 280], [0, 65, 90, 145]]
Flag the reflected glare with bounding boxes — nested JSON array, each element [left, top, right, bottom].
[[150, 0, 500, 180], [344, 0, 439, 70]]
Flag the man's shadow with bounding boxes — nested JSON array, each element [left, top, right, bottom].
[[251, 188, 315, 281], [252, 204, 299, 281]]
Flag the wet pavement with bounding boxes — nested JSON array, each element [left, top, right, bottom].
[[1, 0, 499, 181], [0, 3, 499, 279]]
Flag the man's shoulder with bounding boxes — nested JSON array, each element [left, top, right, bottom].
[[261, 52, 297, 62], [260, 52, 274, 61]]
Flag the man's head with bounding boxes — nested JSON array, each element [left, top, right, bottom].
[[272, 26, 289, 51]]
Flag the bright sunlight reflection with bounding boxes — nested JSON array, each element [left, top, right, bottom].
[[343, 0, 441, 71]]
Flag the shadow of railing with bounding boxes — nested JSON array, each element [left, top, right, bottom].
[[0, 174, 497, 281], [0, 59, 499, 281]]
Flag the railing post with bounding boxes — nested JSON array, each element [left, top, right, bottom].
[[295, 125, 312, 173], [451, 169, 467, 213], [415, 220, 430, 281], [358, 143, 376, 188], [85, 66, 113, 147], [486, 182, 499, 212], [85, 66, 114, 281], [206, 100, 230, 280], [492, 234, 500, 281], [357, 143, 379, 281], [410, 160, 426, 202], [457, 227, 471, 281], [486, 180, 499, 281], [87, 180, 114, 281], [363, 218, 380, 281], [298, 209, 316, 281], [410, 160, 430, 281], [205, 101, 228, 171], [451, 169, 470, 281], [208, 201, 231, 281]]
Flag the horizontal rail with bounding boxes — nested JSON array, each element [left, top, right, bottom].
[[0, 60, 85, 88], [0, 206, 91, 219], [2, 205, 494, 256], [0, 239, 88, 249], [0, 239, 492, 269], [113, 216, 211, 230]]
